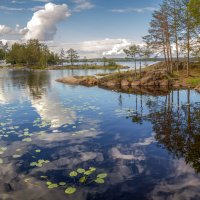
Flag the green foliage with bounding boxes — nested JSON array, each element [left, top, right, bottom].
[[97, 173, 107, 179], [0, 49, 6, 60], [69, 171, 78, 177], [77, 168, 85, 174], [65, 187, 76, 194], [95, 178, 105, 184], [6, 39, 59, 67], [66, 48, 79, 65], [188, 0, 200, 25]]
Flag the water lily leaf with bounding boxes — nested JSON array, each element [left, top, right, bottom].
[[89, 167, 96, 172], [46, 181, 52, 185], [0, 158, 3, 164], [95, 178, 104, 184], [84, 170, 93, 176], [35, 149, 41, 153], [65, 187, 76, 194], [1, 147, 7, 151], [79, 176, 86, 183], [97, 173, 107, 179], [69, 171, 78, 177], [48, 183, 58, 189], [13, 154, 21, 158], [40, 176, 47, 179], [59, 182, 66, 186], [30, 162, 37, 166], [22, 138, 32, 142], [77, 168, 85, 174]]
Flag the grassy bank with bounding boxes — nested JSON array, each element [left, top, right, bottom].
[[0, 64, 127, 70]]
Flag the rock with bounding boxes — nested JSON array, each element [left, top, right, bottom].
[[121, 79, 131, 86], [79, 77, 98, 86], [131, 81, 140, 87], [56, 77, 80, 84], [104, 81, 119, 87], [195, 85, 200, 93]]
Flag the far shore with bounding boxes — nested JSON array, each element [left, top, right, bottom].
[[56, 61, 200, 94], [0, 64, 128, 70]]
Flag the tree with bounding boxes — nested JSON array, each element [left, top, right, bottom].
[[137, 45, 143, 78], [102, 57, 107, 66], [6, 39, 59, 67], [142, 45, 153, 66], [83, 56, 88, 65], [188, 0, 200, 25], [124, 45, 138, 76], [60, 48, 65, 66], [180, 0, 196, 76], [66, 48, 79, 65]]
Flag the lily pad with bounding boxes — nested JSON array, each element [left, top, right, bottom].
[[95, 178, 105, 184], [59, 182, 66, 186], [77, 168, 85, 174], [0, 158, 3, 164], [22, 138, 32, 142], [35, 149, 41, 153], [65, 187, 76, 195], [69, 171, 78, 177], [97, 173, 107, 179], [48, 183, 58, 189], [46, 181, 52, 185], [13, 154, 21, 158], [79, 176, 86, 183]]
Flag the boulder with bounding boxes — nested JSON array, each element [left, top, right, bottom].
[[121, 79, 131, 86]]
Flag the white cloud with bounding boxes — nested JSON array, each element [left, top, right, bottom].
[[24, 3, 71, 41], [102, 39, 131, 56], [0, 24, 26, 36], [0, 5, 23, 11], [111, 7, 157, 13], [33, 0, 51, 2], [0, 25, 13, 36], [73, 0, 94, 12], [47, 38, 140, 58]]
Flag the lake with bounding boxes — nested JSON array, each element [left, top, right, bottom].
[[0, 69, 200, 200], [63, 61, 156, 68]]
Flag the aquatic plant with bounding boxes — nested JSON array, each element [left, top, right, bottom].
[[39, 166, 108, 195]]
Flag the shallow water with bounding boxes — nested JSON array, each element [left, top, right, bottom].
[[0, 69, 200, 200]]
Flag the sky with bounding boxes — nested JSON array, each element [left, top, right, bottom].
[[0, 0, 162, 58]]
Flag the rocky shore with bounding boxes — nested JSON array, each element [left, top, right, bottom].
[[56, 62, 200, 94]]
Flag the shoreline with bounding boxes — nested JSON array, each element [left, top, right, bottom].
[[0, 64, 128, 70], [56, 62, 200, 94]]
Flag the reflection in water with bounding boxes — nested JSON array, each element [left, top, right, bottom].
[[0, 69, 200, 199], [146, 89, 200, 173]]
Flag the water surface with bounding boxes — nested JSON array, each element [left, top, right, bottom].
[[0, 69, 200, 200]]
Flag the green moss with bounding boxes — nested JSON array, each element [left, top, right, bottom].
[[186, 78, 200, 87]]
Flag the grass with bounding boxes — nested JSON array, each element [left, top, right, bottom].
[[51, 64, 125, 70]]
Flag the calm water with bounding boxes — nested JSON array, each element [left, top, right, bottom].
[[0, 69, 200, 200], [63, 61, 156, 68]]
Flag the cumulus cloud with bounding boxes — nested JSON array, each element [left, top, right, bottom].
[[24, 3, 71, 41], [0, 25, 13, 36], [47, 38, 139, 58], [102, 39, 131, 56], [0, 24, 26, 36]]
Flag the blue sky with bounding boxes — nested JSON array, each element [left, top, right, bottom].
[[0, 0, 162, 57]]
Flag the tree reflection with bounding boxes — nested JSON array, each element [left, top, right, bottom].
[[147, 89, 200, 172], [8, 69, 51, 99]]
